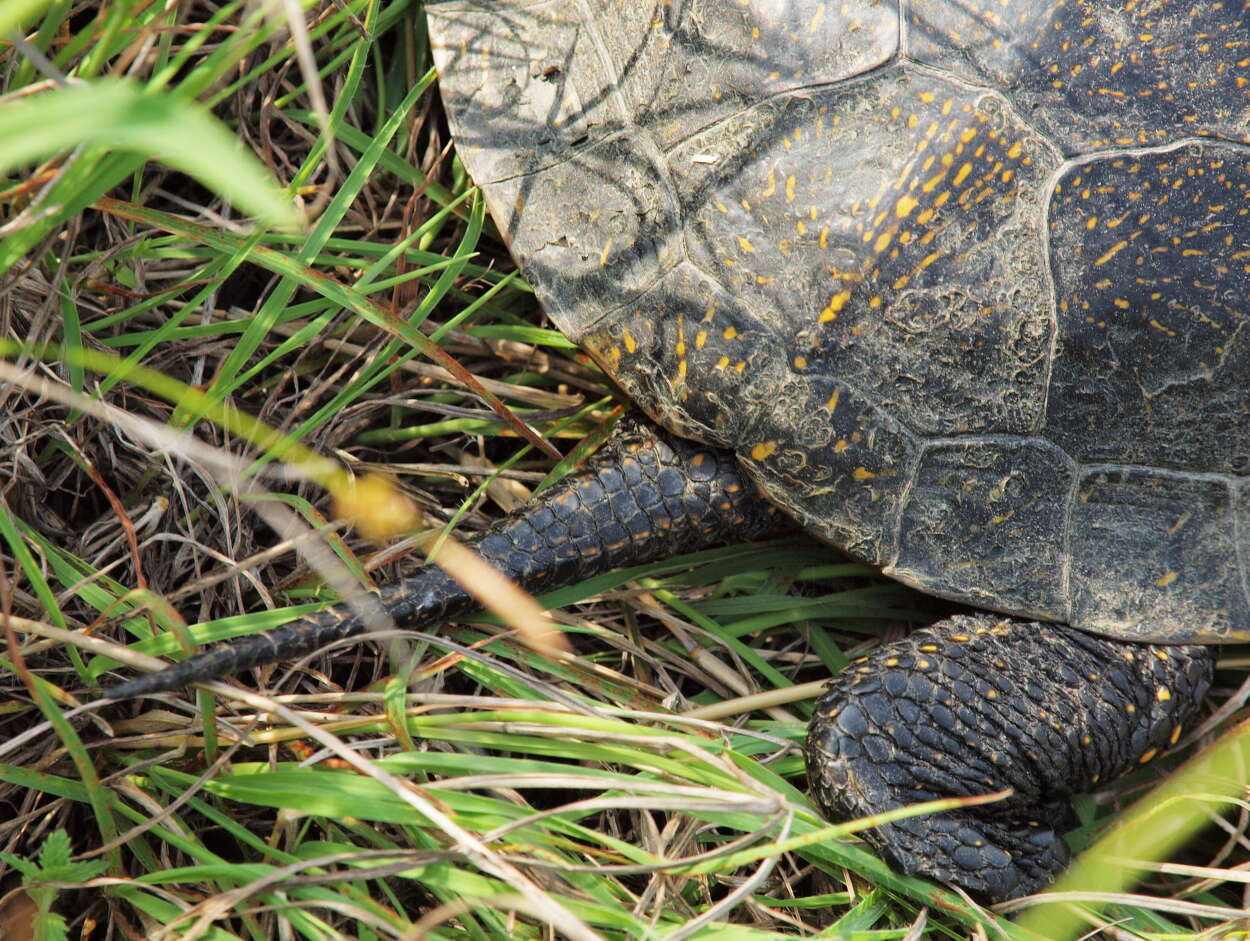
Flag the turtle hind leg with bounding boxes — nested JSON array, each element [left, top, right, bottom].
[[104, 417, 782, 700], [854, 801, 1076, 899], [805, 614, 1215, 901]]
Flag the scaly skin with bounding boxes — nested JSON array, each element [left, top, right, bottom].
[[806, 615, 1214, 900], [104, 420, 1215, 901], [104, 418, 781, 700]]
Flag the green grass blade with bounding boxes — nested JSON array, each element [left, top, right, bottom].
[[0, 81, 300, 230]]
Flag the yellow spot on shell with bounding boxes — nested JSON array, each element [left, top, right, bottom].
[[1094, 240, 1128, 266], [723, 326, 738, 340], [622, 330, 637, 354], [1170, 725, 1182, 745], [1155, 571, 1179, 587], [895, 195, 918, 218], [751, 441, 778, 460], [952, 162, 973, 186], [794, 355, 807, 368], [1139, 748, 1158, 764], [825, 388, 840, 411], [598, 239, 613, 266], [785, 174, 796, 201], [852, 466, 876, 480], [1157, 687, 1171, 702], [820, 289, 852, 322], [738, 236, 755, 253], [695, 329, 707, 350]]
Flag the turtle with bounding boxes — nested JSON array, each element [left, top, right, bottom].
[[104, 0, 1250, 901]]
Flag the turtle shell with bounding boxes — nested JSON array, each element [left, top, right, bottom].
[[426, 0, 1250, 643]]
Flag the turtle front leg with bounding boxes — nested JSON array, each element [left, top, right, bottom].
[[805, 615, 1214, 900]]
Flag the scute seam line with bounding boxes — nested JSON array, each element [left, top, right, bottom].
[[573, 0, 631, 127], [491, 57, 913, 187], [883, 427, 925, 574], [1233, 482, 1250, 622]]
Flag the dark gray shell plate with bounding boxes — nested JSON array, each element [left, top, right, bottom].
[[426, 0, 1250, 643]]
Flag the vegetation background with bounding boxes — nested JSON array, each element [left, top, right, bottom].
[[0, 2, 1247, 939]]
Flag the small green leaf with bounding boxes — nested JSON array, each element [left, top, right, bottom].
[[0, 829, 108, 930], [35, 830, 71, 869], [0, 850, 39, 878], [33, 910, 71, 941]]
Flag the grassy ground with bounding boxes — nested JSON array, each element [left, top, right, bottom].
[[1, 2, 1248, 939]]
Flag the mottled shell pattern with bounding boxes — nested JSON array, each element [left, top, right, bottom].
[[427, 0, 1250, 643]]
